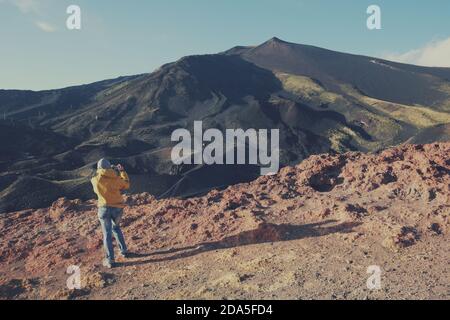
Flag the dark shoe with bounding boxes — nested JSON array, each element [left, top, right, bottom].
[[121, 252, 140, 259]]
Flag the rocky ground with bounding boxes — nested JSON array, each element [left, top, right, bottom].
[[0, 143, 448, 300]]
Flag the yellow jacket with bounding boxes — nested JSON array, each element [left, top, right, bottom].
[[91, 169, 130, 208]]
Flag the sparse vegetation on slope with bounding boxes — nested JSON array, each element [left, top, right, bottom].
[[1, 38, 450, 213]]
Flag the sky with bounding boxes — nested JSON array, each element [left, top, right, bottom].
[[1, 0, 449, 90]]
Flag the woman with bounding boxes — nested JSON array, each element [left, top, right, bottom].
[[91, 159, 130, 268]]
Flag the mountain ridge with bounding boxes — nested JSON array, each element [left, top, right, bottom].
[[1, 37, 450, 213]]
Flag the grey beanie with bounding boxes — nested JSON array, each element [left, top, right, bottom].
[[97, 158, 111, 170]]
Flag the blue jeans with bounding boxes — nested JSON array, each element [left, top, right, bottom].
[[98, 207, 128, 263]]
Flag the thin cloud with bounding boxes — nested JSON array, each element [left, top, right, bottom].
[[1, 0, 57, 32], [4, 0, 40, 14], [35, 20, 55, 32], [383, 37, 450, 68]]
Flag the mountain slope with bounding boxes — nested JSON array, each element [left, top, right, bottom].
[[1, 38, 450, 213], [229, 37, 450, 107]]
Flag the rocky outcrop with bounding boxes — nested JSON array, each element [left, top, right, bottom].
[[0, 143, 448, 300]]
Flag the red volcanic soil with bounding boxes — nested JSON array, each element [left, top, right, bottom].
[[0, 143, 449, 300]]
